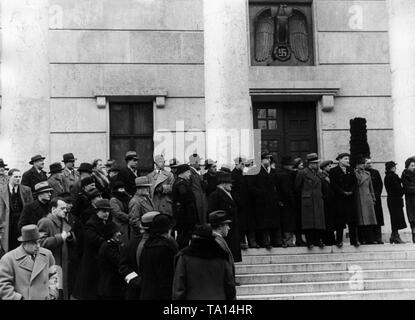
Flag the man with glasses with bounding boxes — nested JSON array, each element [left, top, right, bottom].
[[0, 224, 58, 300]]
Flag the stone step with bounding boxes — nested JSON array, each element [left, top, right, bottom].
[[239, 251, 415, 265], [237, 288, 415, 300], [236, 268, 415, 284], [236, 278, 415, 296], [242, 243, 415, 256], [236, 259, 415, 274]]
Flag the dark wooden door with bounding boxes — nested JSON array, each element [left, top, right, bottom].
[[253, 101, 317, 163], [110, 102, 154, 173]]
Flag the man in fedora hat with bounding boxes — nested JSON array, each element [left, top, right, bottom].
[[147, 155, 174, 216], [139, 214, 178, 300], [169, 158, 180, 177], [188, 153, 208, 224], [276, 155, 298, 248], [38, 198, 75, 300], [62, 153, 79, 193], [172, 164, 198, 249], [48, 162, 67, 198], [129, 176, 155, 237], [0, 224, 58, 300], [0, 158, 9, 192], [22, 155, 47, 193], [0, 169, 33, 253], [203, 159, 219, 196], [207, 173, 242, 262], [119, 211, 161, 300], [69, 162, 93, 197], [295, 153, 326, 249], [172, 224, 236, 300], [118, 151, 140, 197], [329, 153, 359, 247], [18, 181, 53, 232]]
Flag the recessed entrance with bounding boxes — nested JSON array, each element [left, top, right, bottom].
[[253, 101, 317, 163]]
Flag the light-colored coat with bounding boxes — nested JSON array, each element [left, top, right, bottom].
[[38, 214, 75, 300], [0, 246, 57, 300], [129, 194, 155, 236], [295, 167, 326, 230], [0, 185, 33, 252], [355, 169, 377, 226], [147, 169, 174, 216]]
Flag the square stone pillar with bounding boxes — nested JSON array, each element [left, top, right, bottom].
[[1, 0, 51, 170]]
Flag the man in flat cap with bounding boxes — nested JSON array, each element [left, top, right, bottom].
[[188, 153, 208, 224], [147, 155, 174, 216], [18, 181, 53, 231], [172, 164, 198, 249], [22, 155, 48, 193], [62, 153, 79, 194], [0, 225, 58, 300], [118, 151, 140, 197], [329, 153, 359, 247]]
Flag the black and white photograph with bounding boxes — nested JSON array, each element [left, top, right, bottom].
[[0, 0, 414, 306]]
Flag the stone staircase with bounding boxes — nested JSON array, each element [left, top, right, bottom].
[[236, 243, 415, 300]]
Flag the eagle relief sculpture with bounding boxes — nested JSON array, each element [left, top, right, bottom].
[[255, 5, 310, 64]]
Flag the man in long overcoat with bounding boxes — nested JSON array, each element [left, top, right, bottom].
[[61, 153, 80, 194], [276, 156, 297, 247], [147, 155, 174, 216], [188, 154, 208, 224], [172, 164, 198, 249], [0, 169, 33, 252], [207, 173, 241, 262], [329, 153, 359, 247], [295, 153, 326, 248], [250, 152, 281, 248], [21, 155, 48, 192], [118, 151, 140, 197], [0, 225, 58, 300], [129, 177, 155, 237], [38, 198, 76, 300], [365, 157, 384, 243], [355, 157, 377, 244], [48, 162, 67, 198]]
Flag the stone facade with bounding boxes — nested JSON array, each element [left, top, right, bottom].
[[0, 0, 414, 234]]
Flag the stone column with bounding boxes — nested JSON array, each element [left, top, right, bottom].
[[387, 0, 415, 172], [1, 0, 51, 170], [203, 0, 254, 165]]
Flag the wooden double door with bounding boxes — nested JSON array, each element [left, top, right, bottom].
[[253, 101, 317, 163]]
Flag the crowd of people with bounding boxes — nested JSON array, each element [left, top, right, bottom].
[[0, 149, 413, 300]]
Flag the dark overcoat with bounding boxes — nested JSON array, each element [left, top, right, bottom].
[[354, 169, 377, 226], [203, 172, 219, 197], [172, 178, 198, 227], [384, 171, 407, 230], [189, 167, 208, 223], [21, 167, 47, 192], [249, 166, 280, 230], [318, 171, 336, 231], [97, 240, 126, 299], [110, 192, 131, 244], [366, 168, 384, 226], [231, 168, 249, 232], [18, 199, 50, 231], [207, 187, 242, 262], [275, 168, 297, 232], [295, 167, 325, 230], [172, 238, 236, 300], [118, 166, 139, 197], [329, 165, 358, 226], [72, 215, 114, 300], [139, 234, 178, 300], [401, 169, 415, 223]]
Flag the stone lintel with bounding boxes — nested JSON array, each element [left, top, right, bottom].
[[94, 87, 168, 108]]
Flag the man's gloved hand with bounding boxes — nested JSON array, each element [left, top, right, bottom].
[[129, 276, 142, 289]]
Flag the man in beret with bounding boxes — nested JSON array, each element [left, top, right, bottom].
[[62, 153, 79, 194], [172, 164, 198, 249], [22, 155, 48, 193], [118, 151, 140, 197], [188, 153, 208, 224], [18, 181, 53, 231], [0, 169, 33, 253], [0, 224, 58, 300], [147, 155, 174, 216], [329, 153, 359, 247]]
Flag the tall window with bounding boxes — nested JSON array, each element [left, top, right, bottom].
[[110, 102, 154, 173]]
